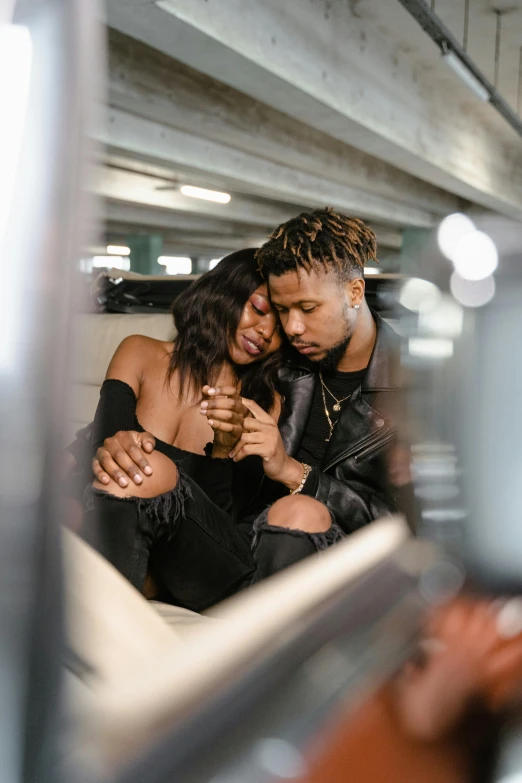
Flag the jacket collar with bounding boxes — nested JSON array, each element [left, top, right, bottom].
[[362, 312, 400, 392]]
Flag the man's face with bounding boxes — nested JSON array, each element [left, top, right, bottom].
[[268, 268, 360, 365]]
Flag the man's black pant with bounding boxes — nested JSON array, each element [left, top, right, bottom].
[[82, 472, 342, 613]]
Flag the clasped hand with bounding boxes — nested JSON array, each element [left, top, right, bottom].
[[202, 389, 299, 486]]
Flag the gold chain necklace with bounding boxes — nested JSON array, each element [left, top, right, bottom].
[[319, 371, 353, 411], [319, 371, 353, 442]]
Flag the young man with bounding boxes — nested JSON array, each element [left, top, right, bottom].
[[84, 209, 405, 601], [230, 208, 402, 528]]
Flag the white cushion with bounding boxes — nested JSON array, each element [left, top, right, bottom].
[[71, 314, 175, 386], [62, 530, 211, 693]]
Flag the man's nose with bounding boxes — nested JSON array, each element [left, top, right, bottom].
[[285, 312, 305, 336]]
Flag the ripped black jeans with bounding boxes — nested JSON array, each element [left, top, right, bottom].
[[82, 471, 344, 613]]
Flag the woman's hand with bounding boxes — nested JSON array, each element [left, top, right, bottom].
[[395, 597, 522, 741], [228, 398, 304, 490], [200, 385, 249, 457], [92, 430, 156, 487]]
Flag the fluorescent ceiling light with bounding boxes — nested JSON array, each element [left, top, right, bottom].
[[364, 267, 379, 275], [107, 244, 130, 256], [209, 258, 222, 270], [180, 185, 231, 204], [158, 255, 192, 275], [442, 50, 490, 102]]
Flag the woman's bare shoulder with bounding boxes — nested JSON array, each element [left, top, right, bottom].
[[112, 335, 173, 363], [105, 335, 174, 394]]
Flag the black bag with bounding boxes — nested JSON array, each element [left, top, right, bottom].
[[91, 269, 403, 317], [93, 271, 198, 314]]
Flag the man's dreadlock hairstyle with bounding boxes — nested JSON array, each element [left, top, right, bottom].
[[255, 208, 378, 283]]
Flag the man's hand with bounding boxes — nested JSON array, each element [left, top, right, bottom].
[[200, 385, 250, 457], [92, 430, 156, 487], [229, 398, 304, 490]]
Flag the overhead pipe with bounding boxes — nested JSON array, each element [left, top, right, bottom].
[[396, 0, 522, 138]]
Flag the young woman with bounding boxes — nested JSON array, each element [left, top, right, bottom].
[[78, 249, 286, 610], [90, 247, 283, 467]]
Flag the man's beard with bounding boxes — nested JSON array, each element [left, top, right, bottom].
[[319, 332, 352, 371], [317, 305, 352, 370]]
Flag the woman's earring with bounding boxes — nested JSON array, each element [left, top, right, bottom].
[[354, 304, 360, 310]]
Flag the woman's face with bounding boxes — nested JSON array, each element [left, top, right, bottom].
[[228, 283, 282, 365]]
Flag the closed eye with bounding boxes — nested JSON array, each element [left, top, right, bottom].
[[302, 307, 317, 314]]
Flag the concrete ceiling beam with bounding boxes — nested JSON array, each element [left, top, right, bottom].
[[102, 28, 462, 226], [96, 167, 298, 227], [100, 108, 439, 228], [106, 1, 522, 219], [103, 184, 402, 249], [104, 201, 266, 237]]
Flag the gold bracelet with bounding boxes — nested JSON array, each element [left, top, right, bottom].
[[290, 463, 312, 495]]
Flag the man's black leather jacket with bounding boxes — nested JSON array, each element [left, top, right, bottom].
[[273, 312, 403, 533]]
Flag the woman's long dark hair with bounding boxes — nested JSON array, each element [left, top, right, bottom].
[[168, 249, 282, 410]]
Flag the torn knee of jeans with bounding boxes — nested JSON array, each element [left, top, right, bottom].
[[251, 507, 344, 552], [138, 472, 193, 539], [85, 471, 193, 541]]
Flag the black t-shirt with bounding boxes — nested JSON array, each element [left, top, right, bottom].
[[296, 367, 368, 467]]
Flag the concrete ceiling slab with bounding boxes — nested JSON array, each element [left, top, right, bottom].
[[105, 0, 522, 218], [102, 29, 462, 228]]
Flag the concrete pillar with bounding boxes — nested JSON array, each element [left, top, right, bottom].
[[127, 234, 163, 275], [192, 257, 210, 274], [376, 248, 402, 274]]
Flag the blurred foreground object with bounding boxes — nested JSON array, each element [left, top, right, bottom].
[[0, 1, 99, 781], [460, 285, 522, 592], [398, 214, 522, 594], [61, 517, 478, 783]]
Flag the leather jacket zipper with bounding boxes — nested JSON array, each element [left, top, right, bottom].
[[323, 428, 395, 471], [353, 430, 396, 464]]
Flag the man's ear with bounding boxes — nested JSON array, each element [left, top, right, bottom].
[[348, 277, 365, 307]]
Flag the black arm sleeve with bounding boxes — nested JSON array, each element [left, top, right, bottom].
[[65, 378, 137, 468], [90, 379, 140, 455], [63, 379, 139, 501]]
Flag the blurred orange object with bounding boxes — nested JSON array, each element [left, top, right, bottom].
[[300, 686, 472, 783], [299, 596, 522, 783]]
